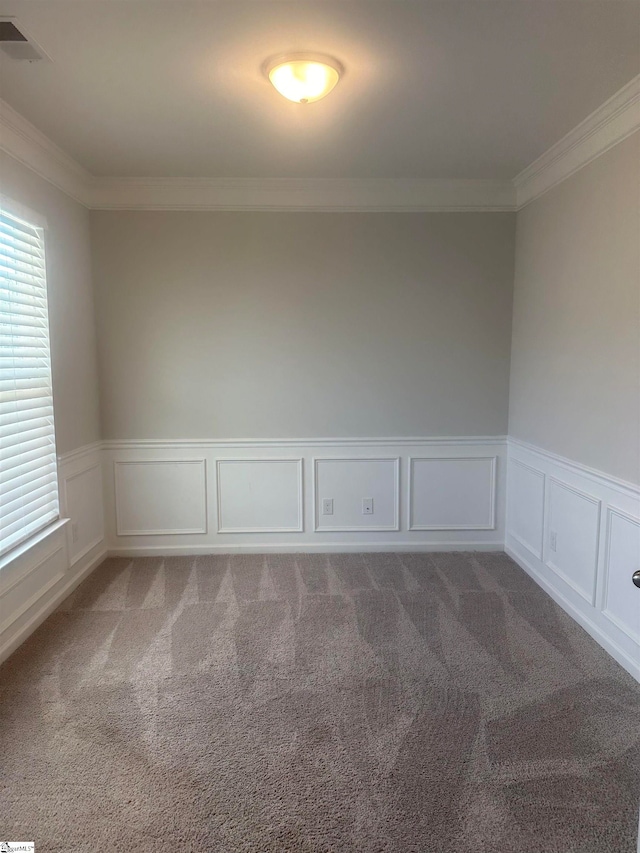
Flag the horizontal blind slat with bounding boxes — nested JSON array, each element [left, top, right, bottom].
[[2, 459, 58, 500], [0, 407, 54, 428], [0, 394, 52, 411], [0, 221, 42, 250], [0, 371, 52, 387], [0, 473, 57, 501], [0, 415, 55, 440], [0, 212, 39, 238], [0, 243, 46, 269], [0, 253, 46, 276], [0, 330, 50, 342], [0, 452, 57, 483], [0, 281, 48, 302], [0, 474, 59, 512], [1, 428, 55, 456], [0, 491, 60, 532], [0, 513, 59, 559], [0, 508, 59, 557], [0, 318, 49, 333]]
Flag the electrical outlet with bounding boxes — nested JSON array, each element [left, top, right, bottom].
[[322, 498, 334, 516], [362, 497, 374, 515], [550, 530, 557, 552], [72, 522, 79, 544]]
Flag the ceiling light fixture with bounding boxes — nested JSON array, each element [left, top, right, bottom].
[[265, 53, 343, 104]]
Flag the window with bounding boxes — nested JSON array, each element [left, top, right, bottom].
[[0, 207, 58, 557]]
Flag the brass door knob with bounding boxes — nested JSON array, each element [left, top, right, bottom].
[[633, 571, 640, 589]]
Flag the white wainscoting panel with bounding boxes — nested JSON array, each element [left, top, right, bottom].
[[602, 508, 640, 645], [58, 442, 105, 567], [507, 459, 545, 559], [104, 437, 507, 552], [506, 438, 640, 682], [0, 543, 66, 635], [544, 478, 601, 605], [314, 457, 400, 532], [217, 459, 303, 533], [1, 439, 108, 663], [61, 463, 104, 566], [115, 459, 207, 536], [409, 457, 496, 530]]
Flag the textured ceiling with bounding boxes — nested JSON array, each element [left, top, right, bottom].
[[0, 0, 638, 179]]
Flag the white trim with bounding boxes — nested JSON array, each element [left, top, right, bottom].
[[543, 477, 601, 606], [107, 541, 505, 556], [87, 177, 515, 212], [506, 544, 640, 683], [312, 456, 401, 533], [0, 518, 68, 573], [507, 437, 640, 500], [601, 506, 640, 646], [514, 74, 640, 208], [59, 461, 100, 511], [114, 459, 208, 536], [0, 544, 107, 664], [57, 441, 103, 466], [0, 546, 65, 633], [58, 461, 104, 567], [506, 458, 545, 561], [2, 76, 638, 211], [68, 534, 105, 570], [407, 455, 497, 531], [0, 97, 91, 206], [0, 543, 63, 599], [104, 435, 507, 450], [215, 457, 304, 534]]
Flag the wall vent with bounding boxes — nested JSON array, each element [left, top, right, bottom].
[[0, 18, 50, 62]]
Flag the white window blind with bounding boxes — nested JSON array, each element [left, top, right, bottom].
[[0, 209, 59, 558]]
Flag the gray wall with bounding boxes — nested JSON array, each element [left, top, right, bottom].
[[0, 152, 101, 455], [509, 132, 640, 485], [90, 211, 515, 440]]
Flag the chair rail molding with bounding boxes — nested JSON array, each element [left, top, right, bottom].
[[102, 435, 508, 450]]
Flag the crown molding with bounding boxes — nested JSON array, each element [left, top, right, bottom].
[[86, 176, 515, 212], [2, 76, 638, 212], [514, 74, 640, 209], [0, 98, 91, 206]]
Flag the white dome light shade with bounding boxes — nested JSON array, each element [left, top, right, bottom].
[[266, 54, 342, 104]]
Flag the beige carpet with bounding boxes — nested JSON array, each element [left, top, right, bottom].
[[1, 551, 639, 852]]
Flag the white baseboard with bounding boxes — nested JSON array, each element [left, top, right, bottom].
[[0, 542, 107, 665], [108, 540, 505, 557], [506, 544, 640, 683]]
